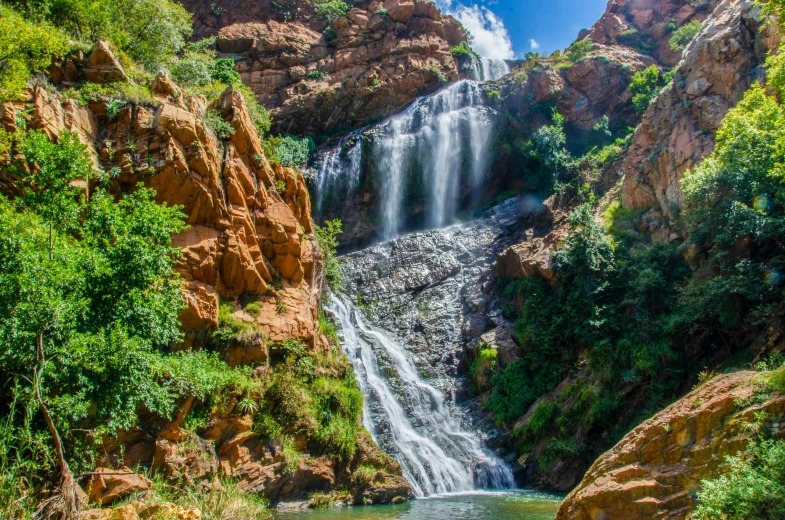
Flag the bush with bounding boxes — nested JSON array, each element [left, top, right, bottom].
[[680, 83, 785, 339], [450, 41, 476, 59], [263, 135, 315, 167], [204, 108, 235, 139], [669, 20, 702, 52], [630, 65, 663, 114], [315, 219, 344, 291], [692, 440, 785, 520], [311, 0, 350, 21], [0, 6, 69, 101], [566, 39, 592, 62]]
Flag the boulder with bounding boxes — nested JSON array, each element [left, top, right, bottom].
[[86, 469, 152, 507], [384, 0, 415, 22], [353, 472, 413, 505], [81, 502, 201, 520], [479, 327, 521, 368], [556, 371, 785, 520], [85, 41, 127, 84]]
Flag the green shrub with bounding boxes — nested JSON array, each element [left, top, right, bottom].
[[204, 108, 235, 139], [311, 0, 350, 21], [0, 6, 69, 102], [669, 20, 702, 52], [566, 39, 592, 62], [213, 301, 264, 345], [245, 302, 261, 317], [617, 28, 642, 48], [692, 439, 785, 520], [450, 41, 476, 59], [315, 219, 344, 291], [630, 65, 663, 114], [263, 135, 315, 167], [428, 66, 449, 84]]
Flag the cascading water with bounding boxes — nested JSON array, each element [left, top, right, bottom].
[[315, 53, 518, 498], [470, 56, 511, 83], [314, 54, 513, 241], [327, 294, 516, 497]]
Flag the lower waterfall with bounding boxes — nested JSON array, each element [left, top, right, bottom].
[[327, 294, 516, 497]]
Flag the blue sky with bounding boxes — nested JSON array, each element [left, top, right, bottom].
[[436, 0, 610, 59]]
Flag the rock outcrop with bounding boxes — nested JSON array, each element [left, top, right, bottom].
[[1, 43, 411, 506], [585, 0, 723, 66], [494, 46, 655, 138], [4, 63, 324, 352], [82, 501, 201, 520], [86, 469, 152, 507], [181, 0, 467, 135], [556, 371, 785, 520], [620, 0, 779, 238]]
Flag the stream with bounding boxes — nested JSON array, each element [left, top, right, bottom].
[[274, 491, 561, 520]]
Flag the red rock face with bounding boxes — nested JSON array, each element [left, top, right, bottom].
[[3, 67, 324, 353], [586, 0, 723, 66], [555, 371, 785, 520], [620, 0, 779, 240], [181, 0, 467, 135]]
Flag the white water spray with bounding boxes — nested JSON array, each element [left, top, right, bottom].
[[471, 57, 511, 83], [315, 80, 495, 240], [327, 295, 516, 497]]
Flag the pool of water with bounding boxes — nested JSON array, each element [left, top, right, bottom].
[[274, 491, 562, 520]]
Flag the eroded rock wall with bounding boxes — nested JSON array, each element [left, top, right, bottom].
[[2, 77, 325, 352], [182, 0, 467, 135], [586, 0, 723, 66], [556, 372, 785, 520], [620, 0, 779, 239]]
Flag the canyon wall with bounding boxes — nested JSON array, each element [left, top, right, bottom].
[[182, 0, 468, 135]]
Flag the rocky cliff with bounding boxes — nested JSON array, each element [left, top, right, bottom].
[[0, 42, 411, 507], [181, 0, 468, 135], [620, 0, 779, 239], [483, 0, 781, 494], [556, 371, 785, 520], [585, 0, 722, 66]]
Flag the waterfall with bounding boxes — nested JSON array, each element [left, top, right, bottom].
[[327, 294, 516, 497], [471, 57, 511, 83], [314, 80, 495, 241]]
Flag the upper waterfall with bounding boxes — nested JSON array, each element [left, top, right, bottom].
[[471, 57, 511, 83], [314, 79, 497, 243]]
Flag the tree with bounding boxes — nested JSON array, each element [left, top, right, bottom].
[[12, 130, 94, 258], [0, 7, 69, 101], [680, 83, 785, 336], [0, 132, 187, 518], [669, 20, 702, 52], [630, 65, 663, 115]]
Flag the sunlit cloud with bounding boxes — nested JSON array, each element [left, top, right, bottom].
[[530, 39, 540, 50], [447, 4, 515, 60]]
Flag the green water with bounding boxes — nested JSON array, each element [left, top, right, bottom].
[[274, 491, 562, 520]]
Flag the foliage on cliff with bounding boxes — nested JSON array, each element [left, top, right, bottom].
[[485, 0, 785, 490]]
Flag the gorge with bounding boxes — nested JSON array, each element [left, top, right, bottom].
[[1, 0, 785, 519]]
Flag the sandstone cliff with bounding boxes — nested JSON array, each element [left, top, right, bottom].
[[181, 0, 468, 135], [556, 371, 785, 520], [0, 42, 411, 506], [486, 0, 780, 493], [620, 0, 779, 239], [585, 0, 722, 66]]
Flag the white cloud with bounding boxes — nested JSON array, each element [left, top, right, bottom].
[[449, 5, 515, 60], [530, 39, 540, 50]]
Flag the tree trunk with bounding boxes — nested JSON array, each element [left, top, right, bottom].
[[33, 333, 79, 520]]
